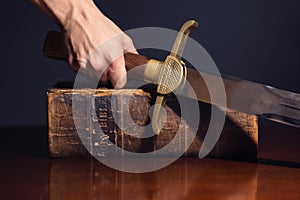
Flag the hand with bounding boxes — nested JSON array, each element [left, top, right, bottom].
[[30, 0, 137, 88], [63, 5, 137, 88]]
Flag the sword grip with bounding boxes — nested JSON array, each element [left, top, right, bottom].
[[43, 31, 149, 73]]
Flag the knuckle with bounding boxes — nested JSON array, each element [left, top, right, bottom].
[[123, 35, 134, 46]]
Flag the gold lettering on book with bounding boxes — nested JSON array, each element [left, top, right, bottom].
[[98, 99, 108, 128], [94, 134, 112, 157]]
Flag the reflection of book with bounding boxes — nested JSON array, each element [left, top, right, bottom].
[[49, 158, 258, 200], [47, 82, 258, 160]]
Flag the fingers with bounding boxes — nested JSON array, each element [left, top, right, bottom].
[[64, 20, 137, 88], [86, 39, 127, 88], [108, 55, 127, 89], [86, 34, 135, 88]]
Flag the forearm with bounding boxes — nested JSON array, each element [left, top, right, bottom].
[[28, 0, 101, 28]]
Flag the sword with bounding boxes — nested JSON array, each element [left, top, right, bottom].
[[43, 20, 300, 133]]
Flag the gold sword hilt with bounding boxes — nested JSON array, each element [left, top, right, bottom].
[[144, 20, 198, 135]]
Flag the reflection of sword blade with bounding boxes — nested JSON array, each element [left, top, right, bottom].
[[181, 67, 300, 128]]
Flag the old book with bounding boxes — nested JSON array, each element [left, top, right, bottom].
[[47, 82, 258, 161]]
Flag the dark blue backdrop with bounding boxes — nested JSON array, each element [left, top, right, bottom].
[[0, 0, 299, 126]]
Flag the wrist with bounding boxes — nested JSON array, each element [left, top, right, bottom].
[[44, 0, 101, 29]]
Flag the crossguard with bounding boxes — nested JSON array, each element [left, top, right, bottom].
[[144, 20, 198, 135]]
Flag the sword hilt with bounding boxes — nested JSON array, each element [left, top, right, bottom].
[[144, 20, 198, 135]]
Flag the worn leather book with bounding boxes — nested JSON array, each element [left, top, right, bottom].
[[47, 81, 258, 161]]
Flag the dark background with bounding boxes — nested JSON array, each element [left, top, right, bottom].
[[1, 0, 299, 126]]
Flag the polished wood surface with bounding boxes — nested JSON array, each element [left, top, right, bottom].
[[1, 152, 300, 199], [0, 126, 299, 200]]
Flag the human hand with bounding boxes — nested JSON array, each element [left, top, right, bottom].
[[62, 2, 137, 88], [30, 0, 137, 88]]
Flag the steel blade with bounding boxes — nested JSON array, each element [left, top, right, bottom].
[[178, 67, 300, 128]]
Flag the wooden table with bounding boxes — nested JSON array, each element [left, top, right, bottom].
[[0, 125, 299, 200]]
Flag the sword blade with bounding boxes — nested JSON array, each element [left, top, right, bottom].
[[179, 67, 300, 128]]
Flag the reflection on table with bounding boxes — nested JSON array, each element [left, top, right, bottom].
[[50, 158, 258, 200], [1, 125, 300, 200]]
